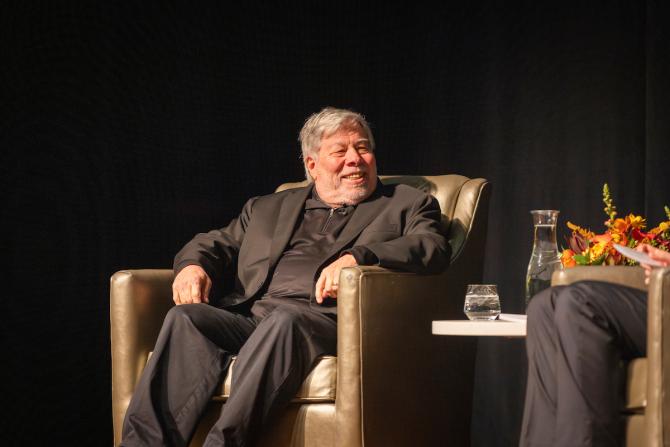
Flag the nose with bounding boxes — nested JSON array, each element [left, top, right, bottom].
[[344, 146, 362, 165]]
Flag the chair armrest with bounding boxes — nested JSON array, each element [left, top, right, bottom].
[[110, 269, 175, 446], [645, 267, 670, 447], [551, 266, 647, 291], [336, 266, 461, 447]]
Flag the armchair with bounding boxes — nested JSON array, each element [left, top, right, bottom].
[[551, 266, 670, 447], [110, 174, 491, 447]]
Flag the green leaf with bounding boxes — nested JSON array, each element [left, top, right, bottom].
[[591, 255, 606, 266], [573, 254, 590, 265]]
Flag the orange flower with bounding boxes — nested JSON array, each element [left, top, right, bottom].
[[606, 244, 623, 265], [567, 221, 594, 239], [561, 249, 576, 268], [589, 242, 607, 261], [625, 214, 646, 230], [591, 233, 612, 244], [610, 218, 629, 235]]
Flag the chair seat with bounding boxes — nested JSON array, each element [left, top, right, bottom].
[[212, 355, 337, 403], [626, 357, 647, 413]]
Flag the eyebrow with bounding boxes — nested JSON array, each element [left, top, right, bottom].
[[329, 138, 370, 147]]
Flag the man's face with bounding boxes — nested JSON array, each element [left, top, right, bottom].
[[306, 125, 377, 207]]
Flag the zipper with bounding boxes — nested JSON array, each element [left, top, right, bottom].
[[321, 208, 335, 233]]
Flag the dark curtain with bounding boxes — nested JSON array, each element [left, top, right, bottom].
[[3, 1, 669, 445]]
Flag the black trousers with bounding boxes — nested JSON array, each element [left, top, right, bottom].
[[120, 297, 337, 447], [519, 281, 647, 447]]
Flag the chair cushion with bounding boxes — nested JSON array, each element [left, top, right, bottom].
[[213, 355, 337, 403], [626, 357, 647, 413]]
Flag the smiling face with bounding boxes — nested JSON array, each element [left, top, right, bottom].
[[305, 124, 377, 207]]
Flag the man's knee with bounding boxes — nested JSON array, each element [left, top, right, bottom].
[[554, 281, 605, 328], [267, 307, 307, 327], [164, 303, 213, 330], [167, 302, 200, 318]]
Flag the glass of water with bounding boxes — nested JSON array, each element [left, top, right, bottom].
[[464, 284, 501, 320]]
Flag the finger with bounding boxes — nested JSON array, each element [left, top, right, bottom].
[[329, 267, 341, 298], [323, 270, 333, 294], [647, 249, 664, 262], [180, 284, 191, 304], [315, 273, 325, 303], [172, 284, 179, 304], [190, 282, 201, 303], [203, 280, 211, 304], [175, 287, 185, 305], [332, 266, 340, 286]]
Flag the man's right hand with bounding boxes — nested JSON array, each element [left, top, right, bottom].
[[172, 265, 212, 305]]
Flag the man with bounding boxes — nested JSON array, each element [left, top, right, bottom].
[[520, 244, 670, 447], [121, 107, 450, 447]]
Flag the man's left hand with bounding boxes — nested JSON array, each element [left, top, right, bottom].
[[637, 243, 670, 285], [315, 254, 358, 304]]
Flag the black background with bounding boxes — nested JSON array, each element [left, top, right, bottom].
[[3, 1, 669, 445]]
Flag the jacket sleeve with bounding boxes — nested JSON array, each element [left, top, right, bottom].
[[357, 193, 450, 274], [173, 197, 257, 281]]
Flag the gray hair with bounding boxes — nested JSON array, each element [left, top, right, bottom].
[[298, 107, 375, 182]]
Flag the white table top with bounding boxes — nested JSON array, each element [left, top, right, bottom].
[[432, 313, 527, 337]]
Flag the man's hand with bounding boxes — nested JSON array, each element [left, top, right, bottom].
[[315, 254, 358, 304], [636, 244, 670, 285], [172, 265, 212, 305]]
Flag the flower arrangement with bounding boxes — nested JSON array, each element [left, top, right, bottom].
[[561, 184, 670, 268]]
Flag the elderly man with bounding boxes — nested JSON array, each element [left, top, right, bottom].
[[120, 107, 450, 447], [520, 244, 670, 447]]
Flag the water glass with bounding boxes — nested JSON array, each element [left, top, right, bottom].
[[464, 284, 501, 320]]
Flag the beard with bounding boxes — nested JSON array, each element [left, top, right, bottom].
[[338, 185, 374, 205], [316, 180, 376, 207]]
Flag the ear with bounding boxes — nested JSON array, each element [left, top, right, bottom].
[[305, 156, 318, 180]]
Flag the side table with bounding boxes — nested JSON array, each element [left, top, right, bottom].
[[432, 313, 527, 337]]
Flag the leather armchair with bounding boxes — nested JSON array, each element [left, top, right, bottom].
[[110, 174, 491, 447], [551, 265, 670, 447]]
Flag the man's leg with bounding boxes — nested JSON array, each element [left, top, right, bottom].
[[203, 299, 337, 447], [520, 286, 564, 447], [554, 281, 646, 447], [520, 281, 647, 447], [121, 304, 257, 447]]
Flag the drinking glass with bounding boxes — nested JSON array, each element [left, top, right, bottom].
[[464, 284, 501, 320]]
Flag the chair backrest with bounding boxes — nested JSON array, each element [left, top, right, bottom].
[[276, 174, 490, 263]]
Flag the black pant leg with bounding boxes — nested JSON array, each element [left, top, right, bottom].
[[520, 281, 647, 447], [203, 299, 337, 447], [554, 281, 646, 447], [121, 304, 257, 447], [520, 286, 564, 447]]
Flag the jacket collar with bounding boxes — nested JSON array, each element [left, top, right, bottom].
[[268, 183, 313, 269]]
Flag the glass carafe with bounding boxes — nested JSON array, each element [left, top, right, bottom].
[[525, 210, 562, 307]]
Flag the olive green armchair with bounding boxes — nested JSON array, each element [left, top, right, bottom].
[[110, 174, 491, 446]]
